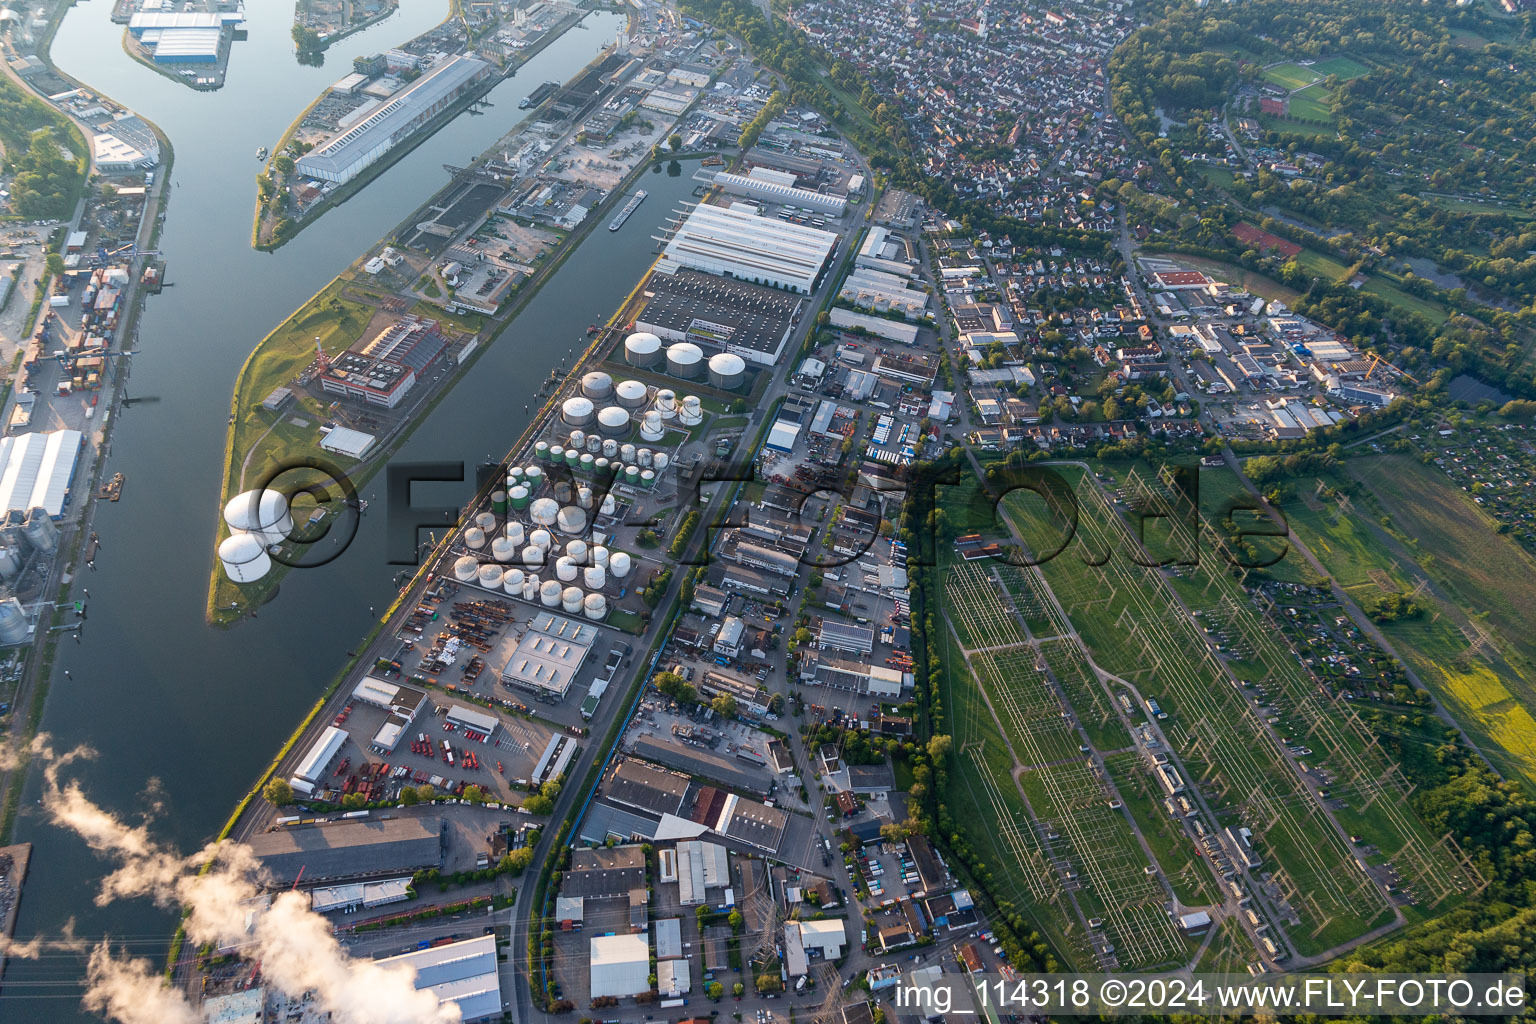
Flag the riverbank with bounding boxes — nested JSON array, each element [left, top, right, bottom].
[[252, 3, 590, 251], [0, 843, 32, 992]]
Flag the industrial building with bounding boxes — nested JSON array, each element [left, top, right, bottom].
[[564, 844, 646, 898], [838, 267, 928, 318], [499, 612, 596, 699], [605, 758, 691, 817], [674, 839, 730, 906], [245, 816, 445, 886], [0, 429, 83, 518], [710, 169, 847, 217], [784, 918, 846, 977], [127, 9, 242, 64], [657, 203, 838, 295], [92, 115, 160, 171], [296, 55, 493, 184], [319, 315, 448, 409], [289, 725, 348, 795], [373, 933, 503, 1021], [830, 307, 920, 345], [308, 876, 412, 913], [657, 958, 691, 998], [589, 933, 650, 999], [799, 651, 905, 697], [351, 676, 428, 752], [634, 270, 803, 368]]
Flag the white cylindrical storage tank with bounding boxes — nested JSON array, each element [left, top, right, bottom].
[[567, 429, 586, 452], [534, 440, 549, 461], [555, 556, 578, 583], [475, 511, 496, 531], [595, 457, 611, 478], [640, 410, 664, 441], [509, 485, 530, 511], [653, 452, 670, 475], [637, 447, 654, 468], [539, 580, 562, 607], [602, 438, 619, 458], [584, 565, 607, 589], [615, 379, 649, 410], [561, 396, 595, 427], [525, 465, 543, 489], [579, 453, 595, 475], [505, 521, 525, 546], [0, 544, 20, 580], [600, 493, 616, 516], [219, 532, 271, 584], [586, 434, 602, 453], [653, 389, 677, 420], [464, 526, 486, 549], [567, 539, 589, 564], [477, 564, 504, 590], [620, 443, 637, 464], [522, 578, 537, 601], [491, 537, 516, 562], [640, 469, 655, 489], [610, 551, 633, 578], [583, 593, 608, 621], [548, 445, 565, 469], [556, 505, 587, 535], [0, 597, 28, 644], [624, 331, 663, 367], [680, 395, 703, 426], [507, 466, 525, 485], [597, 406, 631, 438], [581, 370, 614, 400], [454, 555, 480, 581], [561, 586, 583, 615], [530, 528, 553, 552], [223, 489, 294, 548], [503, 567, 525, 594], [23, 511, 58, 555], [623, 466, 640, 487], [666, 342, 703, 379], [577, 486, 593, 509], [522, 545, 544, 568], [529, 497, 559, 527], [708, 351, 747, 390], [592, 545, 610, 567], [491, 490, 508, 515]]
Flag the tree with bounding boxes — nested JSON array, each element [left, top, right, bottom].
[[401, 786, 421, 806], [668, 133, 683, 152], [524, 793, 555, 815], [273, 153, 295, 176], [711, 693, 738, 719], [45, 252, 65, 278], [926, 734, 953, 764], [733, 982, 745, 998], [707, 982, 725, 1000], [500, 847, 535, 873], [262, 777, 294, 806], [412, 784, 436, 803]]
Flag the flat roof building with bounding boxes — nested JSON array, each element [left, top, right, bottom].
[[711, 170, 846, 216], [374, 933, 502, 1021], [589, 933, 650, 999], [658, 203, 838, 295], [635, 269, 802, 367], [0, 429, 82, 518], [606, 758, 691, 817], [246, 816, 444, 886], [500, 612, 596, 699], [320, 315, 448, 409], [829, 307, 920, 345], [297, 55, 492, 183], [292, 725, 348, 789]]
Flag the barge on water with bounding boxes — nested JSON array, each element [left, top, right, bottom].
[[608, 190, 646, 232], [518, 81, 559, 109]]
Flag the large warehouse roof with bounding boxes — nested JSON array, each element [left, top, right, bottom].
[[658, 204, 837, 294], [0, 430, 82, 518], [590, 933, 650, 999], [293, 725, 348, 785], [375, 933, 502, 1021], [246, 816, 443, 885]]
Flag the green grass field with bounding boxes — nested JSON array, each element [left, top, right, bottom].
[[1311, 56, 1370, 80], [1288, 84, 1335, 122], [1290, 249, 1450, 326], [1262, 62, 1323, 90]]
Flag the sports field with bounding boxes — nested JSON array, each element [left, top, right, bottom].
[[1262, 62, 1323, 90], [1311, 56, 1370, 80]]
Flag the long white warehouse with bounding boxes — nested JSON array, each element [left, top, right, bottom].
[[297, 55, 492, 184], [711, 170, 847, 216], [0, 429, 83, 519], [658, 203, 838, 294]]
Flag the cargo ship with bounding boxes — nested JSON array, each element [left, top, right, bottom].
[[608, 190, 646, 232], [517, 81, 559, 109]]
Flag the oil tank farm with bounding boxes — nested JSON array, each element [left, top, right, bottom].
[[665, 342, 703, 379], [623, 331, 663, 368], [708, 352, 746, 390]]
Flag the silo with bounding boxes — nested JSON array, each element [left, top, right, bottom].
[[666, 342, 704, 379], [620, 443, 637, 464], [564, 447, 581, 468], [579, 453, 595, 475], [577, 487, 594, 509], [639, 411, 664, 441], [509, 485, 531, 510], [522, 577, 537, 601], [548, 444, 566, 467], [503, 568, 525, 594], [624, 331, 663, 367], [610, 551, 633, 579], [529, 498, 559, 528], [584, 565, 607, 589], [653, 452, 670, 475], [597, 406, 631, 438], [583, 593, 608, 621], [555, 557, 578, 583], [567, 539, 589, 564], [534, 441, 549, 461], [223, 489, 294, 548], [567, 429, 586, 452], [640, 470, 656, 489], [0, 545, 17, 580], [475, 511, 497, 531], [219, 532, 272, 584], [453, 555, 480, 581], [637, 448, 654, 468], [561, 396, 595, 427], [585, 434, 601, 454], [602, 438, 619, 459], [615, 379, 649, 410], [679, 396, 704, 426], [595, 458, 611, 478], [530, 528, 553, 552], [492, 537, 516, 563], [539, 580, 562, 607], [623, 465, 640, 487], [592, 545, 610, 568], [492, 490, 508, 515], [505, 521, 526, 546], [464, 527, 486, 549], [600, 493, 617, 516], [477, 564, 504, 590], [0, 595, 27, 644], [522, 545, 544, 568], [561, 586, 584, 615], [556, 506, 588, 535], [507, 466, 525, 487], [581, 370, 614, 401], [708, 351, 747, 390], [524, 465, 543, 489], [653, 389, 678, 420]]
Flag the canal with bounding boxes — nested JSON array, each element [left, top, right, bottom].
[[2, 1, 701, 1018]]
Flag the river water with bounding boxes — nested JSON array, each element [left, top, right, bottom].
[[2, 2, 702, 1019]]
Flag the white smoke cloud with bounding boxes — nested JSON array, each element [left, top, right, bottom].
[[12, 733, 465, 1024]]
